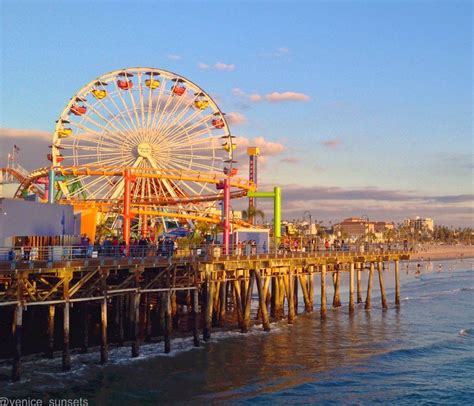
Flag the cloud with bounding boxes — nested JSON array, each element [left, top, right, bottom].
[[249, 183, 474, 226], [0, 127, 51, 141], [0, 128, 51, 170], [198, 62, 235, 71], [320, 139, 342, 148], [167, 54, 182, 60], [214, 62, 235, 71], [249, 91, 310, 103], [281, 157, 299, 164], [274, 47, 289, 57], [232, 88, 245, 96], [226, 112, 247, 126], [249, 94, 263, 102]]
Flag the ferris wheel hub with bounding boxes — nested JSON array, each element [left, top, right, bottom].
[[136, 142, 154, 158]]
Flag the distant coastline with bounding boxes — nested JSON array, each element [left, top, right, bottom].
[[411, 244, 474, 261]]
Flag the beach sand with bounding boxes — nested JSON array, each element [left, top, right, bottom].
[[411, 244, 474, 261]]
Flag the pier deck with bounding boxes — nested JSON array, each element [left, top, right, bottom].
[[0, 249, 410, 381]]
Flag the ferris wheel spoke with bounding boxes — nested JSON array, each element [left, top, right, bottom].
[[112, 81, 140, 133], [163, 115, 213, 147], [67, 144, 119, 153], [125, 85, 143, 134], [95, 95, 136, 137], [137, 73, 146, 129], [148, 76, 168, 130], [150, 89, 175, 134], [154, 105, 206, 145], [172, 156, 217, 172], [68, 120, 129, 149], [81, 98, 133, 146], [91, 176, 123, 200], [161, 106, 214, 141], [103, 90, 141, 139], [153, 91, 193, 139], [64, 133, 121, 151]]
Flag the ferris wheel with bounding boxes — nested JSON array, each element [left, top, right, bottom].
[[50, 67, 235, 208]]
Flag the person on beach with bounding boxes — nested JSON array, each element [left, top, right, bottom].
[[415, 263, 421, 277]]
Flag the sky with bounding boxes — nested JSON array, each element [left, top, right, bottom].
[[0, 0, 472, 227]]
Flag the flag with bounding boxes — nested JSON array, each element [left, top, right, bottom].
[[14, 144, 20, 152]]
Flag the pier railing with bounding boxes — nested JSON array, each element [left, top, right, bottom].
[[0, 243, 414, 264]]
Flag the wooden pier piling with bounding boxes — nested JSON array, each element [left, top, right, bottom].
[[0, 247, 409, 381], [11, 304, 22, 382], [332, 266, 341, 308], [357, 262, 363, 304], [193, 288, 200, 346], [131, 292, 140, 357], [308, 267, 314, 311], [255, 270, 271, 331], [365, 262, 374, 310], [378, 262, 388, 309], [204, 273, 214, 340], [164, 291, 171, 353], [349, 262, 355, 313], [321, 264, 327, 319], [395, 260, 401, 306], [47, 305, 55, 358], [62, 277, 71, 371], [286, 269, 295, 324]]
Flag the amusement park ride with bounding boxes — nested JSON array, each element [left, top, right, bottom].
[[1, 67, 282, 251]]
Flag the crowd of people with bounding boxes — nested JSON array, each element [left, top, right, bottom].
[[92, 235, 178, 258]]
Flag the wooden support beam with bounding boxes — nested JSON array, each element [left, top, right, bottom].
[[378, 262, 388, 309], [131, 292, 141, 357], [285, 269, 295, 324], [365, 262, 374, 310], [394, 260, 401, 306], [203, 272, 213, 341], [193, 288, 200, 347], [100, 298, 108, 363], [11, 304, 23, 382], [270, 276, 277, 318], [332, 266, 341, 308], [278, 276, 286, 319], [46, 304, 55, 358], [254, 270, 270, 331], [232, 279, 244, 330], [308, 266, 314, 311], [357, 262, 363, 304], [62, 277, 71, 371], [349, 262, 355, 313], [298, 274, 312, 313], [293, 271, 299, 315], [218, 281, 226, 327], [164, 291, 171, 353], [242, 273, 254, 333], [321, 264, 327, 319], [117, 296, 124, 346]]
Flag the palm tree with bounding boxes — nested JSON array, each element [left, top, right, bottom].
[[242, 206, 265, 225]]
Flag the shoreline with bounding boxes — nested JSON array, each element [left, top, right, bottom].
[[410, 244, 474, 262]]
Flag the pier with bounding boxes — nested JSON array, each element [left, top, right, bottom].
[[0, 247, 409, 381]]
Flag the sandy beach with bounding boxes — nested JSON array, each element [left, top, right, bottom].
[[410, 244, 474, 261]]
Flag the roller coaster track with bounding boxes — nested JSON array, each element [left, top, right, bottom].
[[0, 166, 47, 199]]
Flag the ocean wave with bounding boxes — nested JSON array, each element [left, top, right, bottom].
[[459, 328, 472, 337]]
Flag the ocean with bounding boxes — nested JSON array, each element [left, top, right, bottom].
[[1, 258, 473, 405]]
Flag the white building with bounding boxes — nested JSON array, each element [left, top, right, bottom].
[[403, 216, 434, 232]]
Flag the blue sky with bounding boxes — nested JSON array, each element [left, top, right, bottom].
[[0, 0, 472, 226]]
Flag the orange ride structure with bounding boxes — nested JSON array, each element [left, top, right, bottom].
[[9, 67, 260, 251]]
